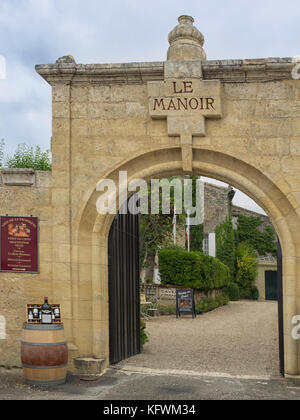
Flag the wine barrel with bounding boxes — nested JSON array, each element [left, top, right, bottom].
[[21, 323, 68, 386]]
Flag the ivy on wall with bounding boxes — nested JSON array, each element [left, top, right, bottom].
[[190, 223, 204, 252], [215, 217, 236, 280], [235, 215, 277, 257]]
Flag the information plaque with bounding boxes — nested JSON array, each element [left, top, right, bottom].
[[0, 216, 39, 273], [176, 289, 196, 318]]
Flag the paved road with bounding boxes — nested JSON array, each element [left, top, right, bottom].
[[1, 367, 300, 401]]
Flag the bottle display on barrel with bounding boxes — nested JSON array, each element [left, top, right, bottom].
[[41, 297, 53, 324]]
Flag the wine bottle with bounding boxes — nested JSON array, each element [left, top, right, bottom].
[[28, 309, 33, 323], [54, 307, 60, 320], [41, 297, 52, 324], [33, 305, 39, 320]]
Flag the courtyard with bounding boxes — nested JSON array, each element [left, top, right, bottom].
[[123, 301, 280, 378]]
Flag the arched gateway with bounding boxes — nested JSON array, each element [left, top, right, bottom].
[[1, 16, 300, 376]]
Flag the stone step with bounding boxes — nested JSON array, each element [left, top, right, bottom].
[[73, 357, 106, 375]]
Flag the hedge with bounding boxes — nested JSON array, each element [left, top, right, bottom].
[[225, 283, 240, 301], [195, 293, 229, 314], [158, 248, 230, 291]]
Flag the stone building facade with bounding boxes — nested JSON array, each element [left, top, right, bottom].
[[1, 15, 300, 376], [203, 182, 232, 234]]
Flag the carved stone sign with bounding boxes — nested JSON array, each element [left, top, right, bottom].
[[149, 79, 221, 121], [148, 78, 222, 172]]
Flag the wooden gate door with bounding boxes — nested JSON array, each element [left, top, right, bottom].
[[108, 210, 140, 364], [265, 271, 278, 301]]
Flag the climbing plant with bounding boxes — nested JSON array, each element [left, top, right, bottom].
[[190, 223, 204, 252], [235, 242, 258, 290], [215, 217, 236, 280], [235, 215, 277, 257]]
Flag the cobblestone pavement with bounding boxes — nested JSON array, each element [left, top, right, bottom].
[[125, 301, 280, 378]]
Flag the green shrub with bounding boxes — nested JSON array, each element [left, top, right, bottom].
[[236, 243, 258, 289], [140, 320, 149, 347], [158, 248, 230, 291], [239, 285, 259, 300], [157, 303, 176, 315], [195, 293, 229, 314], [6, 144, 52, 171], [225, 283, 240, 301], [250, 286, 259, 300]]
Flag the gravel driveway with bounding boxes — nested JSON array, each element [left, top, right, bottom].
[[124, 301, 280, 378]]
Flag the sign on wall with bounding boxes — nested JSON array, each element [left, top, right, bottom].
[[176, 289, 196, 318], [0, 216, 39, 273]]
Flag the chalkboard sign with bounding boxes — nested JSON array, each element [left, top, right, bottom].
[[176, 289, 196, 318]]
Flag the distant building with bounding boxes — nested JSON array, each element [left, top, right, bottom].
[[152, 180, 278, 301]]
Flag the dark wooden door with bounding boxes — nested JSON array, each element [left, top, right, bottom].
[[265, 270, 278, 301], [108, 210, 140, 364]]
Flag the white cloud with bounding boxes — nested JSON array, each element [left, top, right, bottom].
[[0, 0, 298, 213]]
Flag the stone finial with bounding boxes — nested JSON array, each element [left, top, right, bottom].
[[167, 15, 206, 61], [56, 54, 76, 64]]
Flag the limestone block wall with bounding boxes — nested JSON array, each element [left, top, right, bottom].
[[0, 170, 52, 367], [204, 183, 230, 234], [34, 57, 300, 375]]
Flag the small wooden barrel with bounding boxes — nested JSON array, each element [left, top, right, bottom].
[[21, 323, 68, 386]]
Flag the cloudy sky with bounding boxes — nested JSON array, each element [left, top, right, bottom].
[[1, 0, 299, 214]]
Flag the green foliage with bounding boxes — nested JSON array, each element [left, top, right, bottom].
[[158, 247, 230, 291], [6, 143, 52, 171], [157, 303, 177, 315], [236, 243, 258, 290], [195, 293, 229, 314], [235, 215, 277, 257], [140, 320, 149, 347], [190, 223, 204, 252], [225, 282, 240, 301], [239, 285, 259, 300], [0, 138, 4, 168], [250, 286, 259, 300], [139, 177, 185, 263], [215, 218, 236, 280]]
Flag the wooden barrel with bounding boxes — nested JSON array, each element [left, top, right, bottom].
[[21, 323, 68, 386]]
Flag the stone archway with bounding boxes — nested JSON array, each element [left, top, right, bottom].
[[75, 146, 298, 375], [31, 15, 300, 377]]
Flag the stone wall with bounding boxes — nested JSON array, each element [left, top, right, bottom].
[[0, 170, 52, 367], [142, 284, 223, 305], [204, 182, 230, 234]]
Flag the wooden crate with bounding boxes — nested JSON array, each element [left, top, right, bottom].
[[26, 304, 62, 324]]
